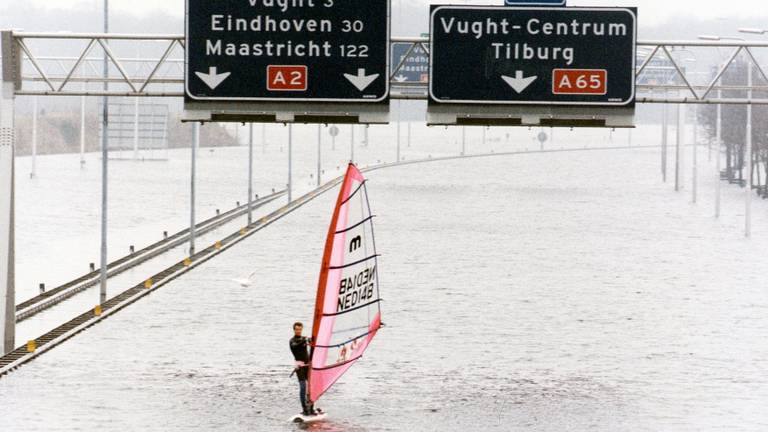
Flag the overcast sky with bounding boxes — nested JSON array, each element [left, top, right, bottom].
[[4, 0, 768, 28]]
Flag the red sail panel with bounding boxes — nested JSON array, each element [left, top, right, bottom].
[[309, 163, 382, 403]]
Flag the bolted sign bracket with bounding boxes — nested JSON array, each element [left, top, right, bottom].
[[427, 104, 635, 128], [183, 101, 388, 124]]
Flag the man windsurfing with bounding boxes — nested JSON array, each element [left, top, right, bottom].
[[286, 164, 382, 423], [289, 322, 320, 416]]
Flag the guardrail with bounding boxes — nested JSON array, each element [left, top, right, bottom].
[[14, 190, 285, 323]]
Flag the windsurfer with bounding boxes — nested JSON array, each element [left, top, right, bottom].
[[289, 322, 317, 416]]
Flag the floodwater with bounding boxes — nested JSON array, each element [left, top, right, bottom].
[[1, 123, 767, 431]]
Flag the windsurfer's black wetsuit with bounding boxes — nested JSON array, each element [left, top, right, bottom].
[[289, 336, 313, 415]]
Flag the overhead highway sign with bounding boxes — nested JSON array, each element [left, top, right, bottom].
[[185, 0, 390, 103], [429, 6, 637, 107]]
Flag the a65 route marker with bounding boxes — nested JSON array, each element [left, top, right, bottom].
[[552, 69, 607, 95]]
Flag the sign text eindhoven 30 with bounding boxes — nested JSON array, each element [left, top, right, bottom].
[[429, 6, 637, 106], [186, 0, 390, 102]]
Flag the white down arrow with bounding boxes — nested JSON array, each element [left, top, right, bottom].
[[501, 71, 538, 94], [344, 68, 380, 92], [195, 67, 231, 90]]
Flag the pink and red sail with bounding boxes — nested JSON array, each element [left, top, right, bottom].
[[309, 163, 382, 403]]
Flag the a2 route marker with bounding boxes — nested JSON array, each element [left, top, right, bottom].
[[267, 66, 308, 92]]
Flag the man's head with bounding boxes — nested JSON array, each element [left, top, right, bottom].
[[293, 322, 303, 337]]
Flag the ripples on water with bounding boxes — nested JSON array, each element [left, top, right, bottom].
[[2, 128, 768, 431]]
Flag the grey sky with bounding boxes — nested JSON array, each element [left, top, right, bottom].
[[7, 0, 768, 27]]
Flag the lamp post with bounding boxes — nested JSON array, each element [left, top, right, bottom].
[[702, 34, 752, 236], [31, 96, 37, 179], [636, 46, 667, 180], [248, 124, 254, 225], [288, 124, 293, 202], [317, 124, 322, 187], [668, 49, 696, 193], [746, 60, 753, 237], [698, 35, 745, 219], [737, 29, 762, 237], [99, 0, 109, 304]]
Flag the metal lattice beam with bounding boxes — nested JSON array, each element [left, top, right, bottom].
[[7, 32, 768, 104]]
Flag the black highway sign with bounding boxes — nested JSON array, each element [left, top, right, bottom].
[[186, 0, 390, 102], [429, 6, 637, 106]]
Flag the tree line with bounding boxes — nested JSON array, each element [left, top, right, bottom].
[[697, 60, 768, 199]]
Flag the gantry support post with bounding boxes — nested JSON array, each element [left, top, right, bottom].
[[0, 30, 19, 355]]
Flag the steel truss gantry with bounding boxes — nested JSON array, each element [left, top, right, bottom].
[[4, 31, 768, 104]]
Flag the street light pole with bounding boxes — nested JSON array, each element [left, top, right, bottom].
[[0, 30, 18, 354], [407, 121, 411, 148], [745, 61, 753, 237], [99, 0, 109, 304], [317, 124, 321, 187], [80, 89, 86, 167], [699, 35, 746, 220], [190, 122, 198, 255], [248, 123, 254, 225], [700, 36, 730, 172], [675, 102, 683, 192], [692, 104, 698, 203], [287, 124, 293, 202], [715, 89, 722, 218], [737, 30, 757, 237], [31, 96, 37, 179], [662, 89, 668, 182], [669, 49, 697, 193], [396, 102, 401, 162]]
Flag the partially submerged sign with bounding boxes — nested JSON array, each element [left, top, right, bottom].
[[184, 0, 391, 123], [428, 6, 637, 127]]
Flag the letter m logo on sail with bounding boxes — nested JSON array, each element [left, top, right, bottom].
[[349, 236, 362, 253]]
